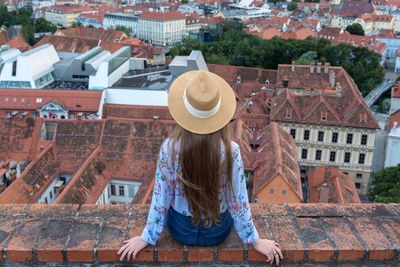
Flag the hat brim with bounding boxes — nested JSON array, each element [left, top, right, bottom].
[[168, 70, 236, 135]]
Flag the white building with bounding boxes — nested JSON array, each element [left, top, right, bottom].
[[102, 12, 139, 35], [37, 173, 73, 204], [0, 44, 59, 89], [137, 11, 186, 46], [96, 179, 142, 204], [384, 122, 400, 167]]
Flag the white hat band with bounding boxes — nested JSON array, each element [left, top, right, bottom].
[[183, 88, 221, 119]]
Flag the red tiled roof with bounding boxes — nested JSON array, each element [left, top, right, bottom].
[[372, 15, 393, 22], [55, 27, 127, 42], [317, 27, 343, 40], [281, 28, 317, 40], [139, 11, 185, 20], [0, 29, 9, 45], [307, 166, 361, 203], [0, 89, 102, 112], [270, 64, 380, 129], [6, 35, 31, 52], [389, 109, 400, 132], [393, 81, 400, 98], [331, 0, 374, 17]]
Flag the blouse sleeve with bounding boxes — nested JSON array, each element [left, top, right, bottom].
[[141, 140, 175, 245], [227, 143, 259, 244]]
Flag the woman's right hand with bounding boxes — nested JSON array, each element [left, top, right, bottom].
[[252, 238, 283, 265]]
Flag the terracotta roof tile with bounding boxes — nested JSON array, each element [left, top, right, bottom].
[[6, 35, 31, 52], [389, 109, 400, 132], [331, 0, 374, 17], [55, 27, 127, 42], [270, 65, 379, 129], [139, 11, 185, 20], [307, 166, 361, 203], [0, 89, 102, 112], [0, 29, 9, 45]]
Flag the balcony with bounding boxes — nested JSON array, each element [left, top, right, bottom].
[[0, 203, 399, 265]]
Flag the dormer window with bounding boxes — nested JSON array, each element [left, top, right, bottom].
[[321, 111, 327, 121], [286, 108, 293, 119], [360, 113, 367, 123], [236, 76, 241, 83], [283, 79, 288, 87], [265, 79, 270, 85]]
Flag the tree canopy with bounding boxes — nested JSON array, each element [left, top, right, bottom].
[[114, 25, 132, 36], [0, 5, 57, 45], [287, 2, 297, 11], [346, 23, 365, 36], [369, 164, 400, 203], [169, 28, 385, 96]]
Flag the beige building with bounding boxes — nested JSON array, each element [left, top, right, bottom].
[[137, 11, 185, 46], [45, 6, 88, 27], [270, 62, 379, 195]]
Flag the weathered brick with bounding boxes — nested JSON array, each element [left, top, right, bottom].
[[339, 203, 396, 217], [268, 217, 304, 262], [374, 217, 400, 261], [0, 204, 26, 217], [128, 217, 154, 262], [250, 203, 288, 216], [248, 217, 271, 261], [130, 204, 151, 218], [66, 218, 100, 262], [27, 204, 79, 217], [217, 228, 243, 262], [37, 219, 73, 262], [187, 245, 214, 262], [97, 217, 128, 262], [0, 218, 19, 261], [156, 230, 184, 262], [348, 217, 395, 261], [321, 217, 364, 261], [288, 203, 341, 217], [7, 218, 46, 262], [297, 217, 334, 262], [79, 204, 130, 217]]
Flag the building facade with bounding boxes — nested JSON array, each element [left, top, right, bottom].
[[270, 63, 379, 195]]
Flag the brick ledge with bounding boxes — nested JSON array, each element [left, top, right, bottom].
[[0, 203, 398, 265]]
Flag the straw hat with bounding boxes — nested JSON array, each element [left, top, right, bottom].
[[168, 70, 236, 134]]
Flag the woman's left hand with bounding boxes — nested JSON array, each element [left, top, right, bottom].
[[117, 236, 149, 261]]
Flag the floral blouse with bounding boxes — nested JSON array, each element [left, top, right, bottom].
[[141, 139, 259, 245]]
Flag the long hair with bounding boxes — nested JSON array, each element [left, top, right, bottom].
[[170, 124, 233, 227]]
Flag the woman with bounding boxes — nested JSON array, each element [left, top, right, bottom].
[[118, 70, 283, 265]]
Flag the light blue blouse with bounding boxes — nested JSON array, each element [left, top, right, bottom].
[[141, 139, 259, 245]]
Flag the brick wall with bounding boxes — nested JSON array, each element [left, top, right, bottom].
[[0, 203, 399, 266]]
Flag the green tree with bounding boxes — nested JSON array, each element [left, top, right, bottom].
[[369, 164, 400, 203], [288, 2, 297, 11], [378, 98, 391, 113], [114, 25, 132, 36], [21, 21, 34, 45], [346, 23, 365, 36], [71, 21, 82, 28], [88, 24, 94, 28]]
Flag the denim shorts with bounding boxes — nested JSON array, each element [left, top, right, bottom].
[[165, 207, 233, 246]]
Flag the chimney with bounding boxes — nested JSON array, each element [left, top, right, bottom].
[[319, 183, 330, 203], [291, 60, 295, 72], [330, 71, 335, 88], [317, 62, 322, 73], [310, 62, 314, 73], [324, 62, 330, 73]]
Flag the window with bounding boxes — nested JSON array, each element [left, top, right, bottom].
[[356, 173, 363, 179], [283, 80, 288, 87], [344, 152, 351, 163], [343, 172, 348, 175], [315, 150, 322, 160], [359, 153, 365, 164], [330, 151, 336, 162], [45, 197, 48, 204], [6, 111, 11, 117], [346, 133, 353, 144], [301, 149, 308, 159], [303, 130, 310, 140], [12, 61, 17, 76], [290, 129, 296, 140], [50, 191, 53, 199], [282, 189, 286, 195], [119, 185, 125, 196], [129, 186, 135, 198], [361, 134, 368, 145], [332, 132, 338, 143], [355, 183, 361, 189], [110, 184, 116, 195], [269, 188, 274, 194], [32, 111, 37, 118], [318, 131, 324, 142]]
